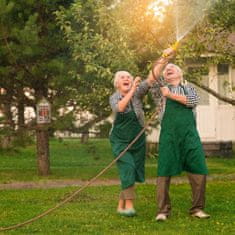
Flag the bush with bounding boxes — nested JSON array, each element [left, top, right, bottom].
[[0, 127, 34, 150], [97, 121, 112, 138], [0, 126, 15, 149]]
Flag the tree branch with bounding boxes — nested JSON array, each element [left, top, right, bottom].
[[190, 80, 235, 106], [75, 116, 107, 133]]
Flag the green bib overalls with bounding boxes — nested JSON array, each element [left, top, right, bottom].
[[158, 98, 208, 176], [110, 109, 146, 189]]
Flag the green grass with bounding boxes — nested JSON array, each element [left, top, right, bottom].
[[0, 138, 235, 183], [0, 182, 235, 234], [0, 139, 235, 234]]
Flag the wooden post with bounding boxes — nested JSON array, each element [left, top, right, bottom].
[[36, 125, 50, 175], [36, 98, 51, 176]]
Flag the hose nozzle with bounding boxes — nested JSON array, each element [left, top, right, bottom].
[[162, 40, 179, 58]]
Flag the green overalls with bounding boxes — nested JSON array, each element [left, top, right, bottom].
[[158, 98, 208, 176], [110, 109, 146, 190]]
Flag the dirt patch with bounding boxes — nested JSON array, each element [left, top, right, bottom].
[[0, 174, 234, 190]]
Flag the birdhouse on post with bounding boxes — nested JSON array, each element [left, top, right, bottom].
[[36, 97, 51, 176], [36, 98, 51, 124]]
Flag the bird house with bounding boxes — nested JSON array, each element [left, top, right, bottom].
[[36, 98, 51, 124]]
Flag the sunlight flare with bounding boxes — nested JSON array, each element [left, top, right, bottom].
[[147, 0, 172, 22]]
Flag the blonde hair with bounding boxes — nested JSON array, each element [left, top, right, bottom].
[[163, 63, 183, 79], [113, 71, 133, 89]]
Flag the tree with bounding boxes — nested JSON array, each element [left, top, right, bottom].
[[0, 0, 74, 175], [55, 0, 139, 136]]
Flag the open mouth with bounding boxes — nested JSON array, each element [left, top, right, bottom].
[[167, 71, 174, 76], [123, 82, 130, 86]]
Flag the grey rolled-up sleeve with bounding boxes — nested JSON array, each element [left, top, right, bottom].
[[185, 85, 199, 107], [150, 81, 163, 106], [109, 93, 120, 113], [135, 80, 150, 99]]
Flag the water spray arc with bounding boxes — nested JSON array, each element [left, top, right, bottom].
[[149, 0, 215, 57]]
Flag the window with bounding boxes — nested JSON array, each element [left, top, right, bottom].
[[187, 66, 209, 106], [196, 75, 210, 105], [217, 64, 231, 105]]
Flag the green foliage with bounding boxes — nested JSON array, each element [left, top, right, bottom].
[[176, 0, 235, 69], [0, 0, 75, 138], [209, 0, 235, 30], [55, 0, 139, 121], [12, 131, 34, 148], [109, 0, 234, 84], [111, 0, 167, 73], [96, 121, 112, 138], [0, 115, 14, 149]]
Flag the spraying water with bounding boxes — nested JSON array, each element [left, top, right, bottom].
[[173, 0, 215, 42], [147, 0, 216, 51]]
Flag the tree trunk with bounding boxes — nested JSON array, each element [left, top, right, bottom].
[[0, 100, 15, 149], [81, 132, 89, 144], [36, 126, 50, 176], [0, 136, 14, 149], [17, 100, 25, 130], [16, 100, 27, 146], [3, 100, 14, 129]]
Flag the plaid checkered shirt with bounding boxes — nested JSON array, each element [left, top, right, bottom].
[[150, 77, 199, 121]]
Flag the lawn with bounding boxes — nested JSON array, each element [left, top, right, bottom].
[[0, 182, 235, 234], [0, 139, 235, 234], [0, 138, 235, 183]]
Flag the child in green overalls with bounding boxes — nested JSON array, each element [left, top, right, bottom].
[[109, 48, 174, 217], [151, 63, 210, 221]]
